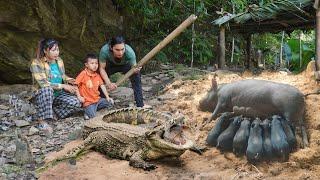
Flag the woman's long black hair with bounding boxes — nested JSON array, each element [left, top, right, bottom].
[[36, 38, 58, 59]]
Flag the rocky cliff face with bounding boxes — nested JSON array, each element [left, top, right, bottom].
[[0, 0, 121, 84]]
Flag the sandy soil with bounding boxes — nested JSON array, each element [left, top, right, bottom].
[[39, 69, 320, 180]]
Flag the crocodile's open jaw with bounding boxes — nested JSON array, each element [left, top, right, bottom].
[[162, 124, 189, 146]]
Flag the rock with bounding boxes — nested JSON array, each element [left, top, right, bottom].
[[0, 109, 8, 116], [146, 99, 162, 106], [0, 105, 9, 110], [158, 73, 166, 78], [28, 126, 39, 136], [157, 93, 177, 101], [14, 136, 34, 165], [68, 128, 82, 140], [151, 79, 158, 84], [18, 91, 28, 97], [141, 77, 153, 84], [14, 120, 30, 127], [21, 104, 32, 114], [0, 1, 122, 84], [142, 86, 152, 92], [0, 157, 6, 166], [9, 116, 19, 121], [6, 144, 16, 153], [31, 148, 40, 153], [109, 87, 134, 100], [0, 120, 14, 131], [269, 167, 282, 176], [0, 94, 9, 101], [56, 124, 64, 130], [7, 173, 16, 179]]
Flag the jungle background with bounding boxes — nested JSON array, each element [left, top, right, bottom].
[[0, 0, 315, 84]]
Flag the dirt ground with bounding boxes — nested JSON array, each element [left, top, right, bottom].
[[39, 69, 320, 180]]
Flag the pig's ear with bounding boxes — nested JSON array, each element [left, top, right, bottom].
[[211, 77, 218, 90]]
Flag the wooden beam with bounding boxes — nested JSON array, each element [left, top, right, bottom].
[[230, 20, 315, 34], [219, 26, 226, 69]]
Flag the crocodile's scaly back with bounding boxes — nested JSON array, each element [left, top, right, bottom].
[[101, 107, 173, 125]]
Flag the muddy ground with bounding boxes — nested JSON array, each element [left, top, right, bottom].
[[39, 69, 320, 180]]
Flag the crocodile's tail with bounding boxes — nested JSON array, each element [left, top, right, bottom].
[[36, 139, 94, 174]]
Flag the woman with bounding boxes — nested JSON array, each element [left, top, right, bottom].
[[30, 38, 82, 131]]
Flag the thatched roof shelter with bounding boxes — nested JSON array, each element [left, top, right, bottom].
[[212, 0, 320, 72], [213, 0, 315, 34]]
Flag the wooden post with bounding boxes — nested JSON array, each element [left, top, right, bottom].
[[219, 26, 226, 69], [316, 6, 320, 71], [245, 34, 251, 69], [116, 14, 197, 86], [299, 32, 303, 68], [231, 37, 235, 63], [280, 31, 285, 67]]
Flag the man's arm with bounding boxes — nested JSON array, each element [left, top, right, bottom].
[[99, 62, 111, 85], [100, 84, 114, 104], [99, 62, 117, 90]]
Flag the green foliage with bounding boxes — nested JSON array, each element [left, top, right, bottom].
[[286, 38, 315, 72], [113, 0, 315, 71], [109, 73, 129, 87], [115, 0, 217, 67], [2, 164, 22, 174]]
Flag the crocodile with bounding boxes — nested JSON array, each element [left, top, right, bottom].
[[37, 107, 196, 172]]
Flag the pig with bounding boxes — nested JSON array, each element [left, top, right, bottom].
[[271, 115, 290, 161], [233, 118, 251, 156], [216, 116, 241, 151], [261, 119, 273, 160], [246, 118, 263, 163], [199, 78, 308, 147], [279, 116, 297, 152], [206, 112, 234, 147]]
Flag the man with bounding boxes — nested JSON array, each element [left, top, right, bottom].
[[99, 36, 145, 107]]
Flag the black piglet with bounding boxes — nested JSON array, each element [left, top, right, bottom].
[[216, 116, 242, 151], [279, 117, 296, 152], [233, 118, 251, 156], [246, 118, 263, 163], [271, 115, 290, 161], [206, 112, 234, 147], [261, 119, 273, 161]]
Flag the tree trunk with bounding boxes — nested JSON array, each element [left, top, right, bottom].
[[245, 34, 251, 69], [316, 7, 320, 71], [219, 26, 226, 69]]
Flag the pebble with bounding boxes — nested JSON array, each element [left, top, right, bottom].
[[14, 120, 30, 127], [142, 86, 153, 92], [0, 105, 9, 110], [157, 93, 177, 101], [0, 157, 6, 166], [28, 126, 39, 136]]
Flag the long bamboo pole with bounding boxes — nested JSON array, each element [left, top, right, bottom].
[[116, 14, 197, 86]]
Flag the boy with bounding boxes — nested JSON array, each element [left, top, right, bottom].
[[76, 53, 114, 119]]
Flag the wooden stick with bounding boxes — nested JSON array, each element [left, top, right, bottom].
[[116, 14, 197, 86]]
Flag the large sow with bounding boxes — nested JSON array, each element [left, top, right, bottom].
[[199, 78, 308, 147]]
